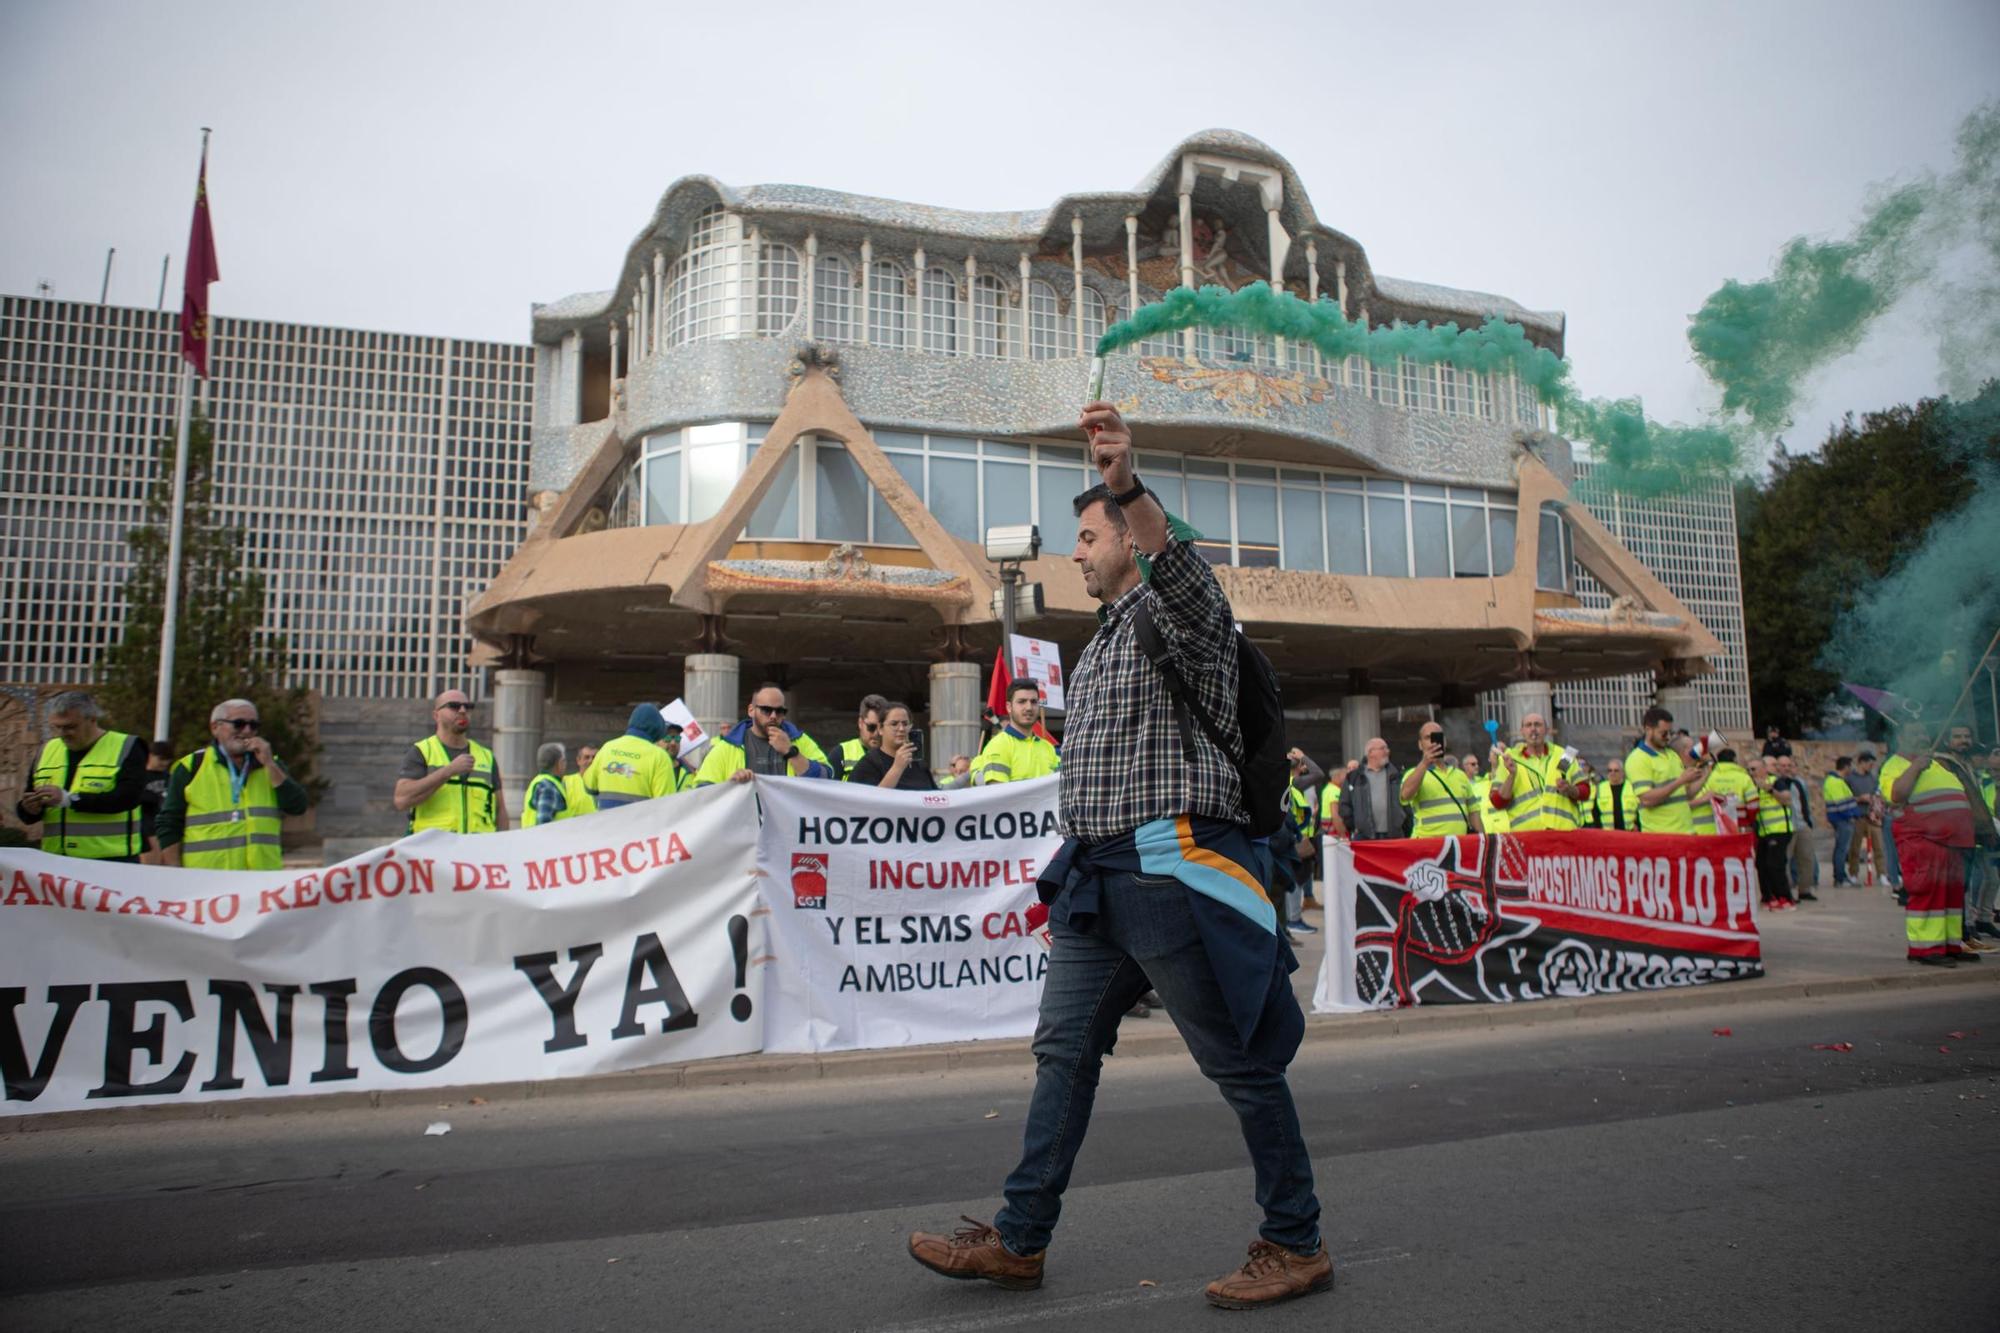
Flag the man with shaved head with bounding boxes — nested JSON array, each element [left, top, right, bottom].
[[394, 688, 509, 834], [1488, 711, 1586, 832]]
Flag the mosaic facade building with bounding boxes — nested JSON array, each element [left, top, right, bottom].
[[471, 130, 1733, 779]]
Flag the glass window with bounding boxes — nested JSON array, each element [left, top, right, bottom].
[[1028, 280, 1064, 360], [972, 274, 1009, 359], [1411, 500, 1449, 576], [813, 441, 869, 542], [1489, 507, 1516, 574], [983, 460, 1031, 527], [1281, 486, 1324, 572], [868, 260, 910, 349], [1369, 358, 1399, 405], [1080, 287, 1110, 350], [872, 451, 924, 546], [814, 254, 856, 342], [1450, 502, 1489, 576], [1187, 476, 1232, 542], [1367, 495, 1407, 576], [663, 205, 740, 347], [928, 455, 978, 542], [757, 243, 800, 335], [922, 268, 958, 355], [643, 450, 680, 526], [686, 439, 739, 522], [1236, 481, 1279, 568], [745, 440, 799, 539], [1327, 491, 1366, 574], [1037, 463, 1085, 554], [1537, 503, 1571, 592]]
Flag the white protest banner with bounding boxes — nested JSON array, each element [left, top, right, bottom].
[[0, 785, 763, 1116], [1008, 634, 1066, 711], [756, 775, 1065, 1053]]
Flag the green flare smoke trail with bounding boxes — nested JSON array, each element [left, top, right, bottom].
[[1096, 103, 1999, 499]]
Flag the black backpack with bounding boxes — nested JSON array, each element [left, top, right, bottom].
[[1131, 602, 1290, 838]]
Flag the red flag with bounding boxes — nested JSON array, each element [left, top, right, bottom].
[[987, 646, 1010, 719], [179, 141, 220, 377]]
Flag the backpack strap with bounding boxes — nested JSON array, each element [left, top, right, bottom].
[[1130, 601, 1242, 767]]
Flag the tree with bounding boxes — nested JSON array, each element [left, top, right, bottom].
[[96, 409, 320, 791], [1738, 384, 2000, 735]]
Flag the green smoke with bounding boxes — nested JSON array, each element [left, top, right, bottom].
[[1098, 102, 1997, 499]]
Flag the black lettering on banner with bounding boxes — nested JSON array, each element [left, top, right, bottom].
[[88, 981, 197, 1099], [201, 980, 300, 1092], [309, 979, 360, 1083], [1, 984, 91, 1102], [609, 932, 698, 1038], [368, 968, 468, 1075], [513, 943, 606, 1053]]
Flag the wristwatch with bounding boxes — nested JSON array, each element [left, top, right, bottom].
[[1111, 477, 1147, 506]]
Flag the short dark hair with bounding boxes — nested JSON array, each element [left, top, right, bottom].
[[1007, 678, 1040, 701], [857, 692, 889, 718], [1857, 750, 1875, 762], [1072, 483, 1128, 531], [149, 740, 176, 761], [1835, 755, 1852, 770], [1716, 748, 1737, 764], [881, 700, 912, 720], [1642, 705, 1674, 728]]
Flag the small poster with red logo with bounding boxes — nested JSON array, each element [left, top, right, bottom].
[[791, 852, 828, 909], [1007, 634, 1066, 711]]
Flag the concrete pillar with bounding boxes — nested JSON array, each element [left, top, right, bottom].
[[686, 653, 741, 747], [491, 669, 546, 811], [928, 662, 981, 781], [1504, 679, 1553, 744], [1124, 215, 1140, 314], [1655, 684, 1701, 739], [559, 330, 583, 425], [1438, 706, 1478, 758], [1340, 694, 1381, 766]]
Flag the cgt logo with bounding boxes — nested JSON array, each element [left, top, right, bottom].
[[791, 852, 829, 909]]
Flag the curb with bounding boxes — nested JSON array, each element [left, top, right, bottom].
[[5, 966, 1994, 1134]]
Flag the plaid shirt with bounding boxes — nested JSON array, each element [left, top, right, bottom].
[[1059, 537, 1244, 841]]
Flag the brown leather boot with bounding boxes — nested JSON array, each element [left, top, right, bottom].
[[907, 1216, 1044, 1290], [1204, 1239, 1334, 1309]]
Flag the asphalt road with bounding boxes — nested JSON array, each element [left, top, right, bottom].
[[3, 986, 1997, 1331]]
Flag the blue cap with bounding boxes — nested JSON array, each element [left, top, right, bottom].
[[626, 703, 668, 742]]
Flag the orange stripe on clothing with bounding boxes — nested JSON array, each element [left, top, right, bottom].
[[1176, 814, 1271, 907]]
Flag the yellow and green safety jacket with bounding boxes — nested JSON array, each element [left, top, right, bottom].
[[1492, 745, 1582, 831], [838, 737, 872, 782], [1473, 776, 1508, 833], [694, 718, 834, 785], [1822, 772, 1859, 823], [585, 733, 687, 810], [30, 731, 144, 860], [1626, 743, 1693, 834], [1589, 780, 1634, 831], [1755, 780, 1794, 837], [972, 726, 1061, 785], [522, 772, 572, 828], [410, 735, 498, 834], [1696, 760, 1758, 836], [1402, 764, 1476, 837], [561, 771, 597, 818], [1318, 780, 1342, 828], [173, 746, 285, 870]]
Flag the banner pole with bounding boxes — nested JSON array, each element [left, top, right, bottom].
[[153, 359, 195, 742]]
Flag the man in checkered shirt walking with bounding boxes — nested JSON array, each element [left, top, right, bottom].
[[909, 402, 1328, 1312]]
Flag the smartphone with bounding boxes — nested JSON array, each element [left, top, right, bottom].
[[910, 728, 927, 766]]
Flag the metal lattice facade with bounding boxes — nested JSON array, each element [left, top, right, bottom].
[[0, 296, 531, 699]]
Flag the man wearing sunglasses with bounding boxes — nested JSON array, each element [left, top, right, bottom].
[[836, 694, 891, 782], [694, 683, 834, 785], [395, 689, 508, 834], [156, 699, 308, 869]]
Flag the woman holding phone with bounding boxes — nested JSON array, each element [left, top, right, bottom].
[[849, 702, 937, 791]]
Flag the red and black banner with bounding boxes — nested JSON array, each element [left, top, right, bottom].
[[1315, 830, 1762, 1011]]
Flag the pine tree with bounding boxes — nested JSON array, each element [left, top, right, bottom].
[[97, 408, 320, 791]]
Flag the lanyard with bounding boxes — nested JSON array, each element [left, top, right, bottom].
[[220, 746, 251, 806]]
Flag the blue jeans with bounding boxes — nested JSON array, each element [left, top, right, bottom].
[[994, 870, 1321, 1255], [1830, 819, 1855, 884], [1883, 824, 1902, 884]]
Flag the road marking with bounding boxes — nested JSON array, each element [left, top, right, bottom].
[[865, 1247, 1409, 1331]]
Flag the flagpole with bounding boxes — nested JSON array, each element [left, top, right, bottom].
[[153, 127, 212, 744], [154, 359, 195, 741]]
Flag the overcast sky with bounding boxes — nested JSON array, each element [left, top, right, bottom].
[[3, 0, 1995, 448]]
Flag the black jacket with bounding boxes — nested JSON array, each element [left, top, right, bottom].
[[1339, 764, 1413, 840]]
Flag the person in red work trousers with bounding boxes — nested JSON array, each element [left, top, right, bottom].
[[1882, 722, 1978, 965]]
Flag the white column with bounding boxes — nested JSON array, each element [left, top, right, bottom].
[[928, 662, 981, 782], [1654, 684, 1701, 740], [686, 653, 741, 747], [1072, 214, 1087, 356], [746, 224, 762, 337], [1178, 189, 1196, 358], [609, 321, 622, 400], [964, 253, 978, 356], [1018, 251, 1032, 358], [1268, 206, 1286, 366], [1503, 679, 1553, 744], [652, 250, 666, 349], [914, 245, 927, 349], [1335, 259, 1349, 315], [802, 231, 816, 338], [560, 330, 583, 425], [859, 236, 873, 345], [1507, 368, 1522, 424], [1306, 238, 1319, 301], [492, 669, 546, 811], [1124, 214, 1140, 315], [1340, 694, 1382, 766]]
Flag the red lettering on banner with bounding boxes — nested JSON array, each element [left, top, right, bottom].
[[116, 896, 153, 915], [259, 883, 289, 914], [294, 874, 322, 909], [323, 866, 354, 904], [981, 911, 1027, 940], [663, 832, 690, 863], [451, 862, 482, 893], [5, 871, 35, 907], [588, 847, 620, 882], [155, 899, 188, 920], [482, 863, 510, 890], [622, 843, 650, 876]]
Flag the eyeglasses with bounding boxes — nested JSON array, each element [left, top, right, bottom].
[[438, 701, 473, 712], [860, 721, 880, 733], [219, 718, 260, 732], [753, 704, 789, 717]]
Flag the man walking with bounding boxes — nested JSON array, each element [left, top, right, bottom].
[[16, 691, 149, 862], [908, 402, 1328, 1311], [394, 689, 508, 835], [156, 699, 309, 869], [1339, 737, 1410, 841]]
